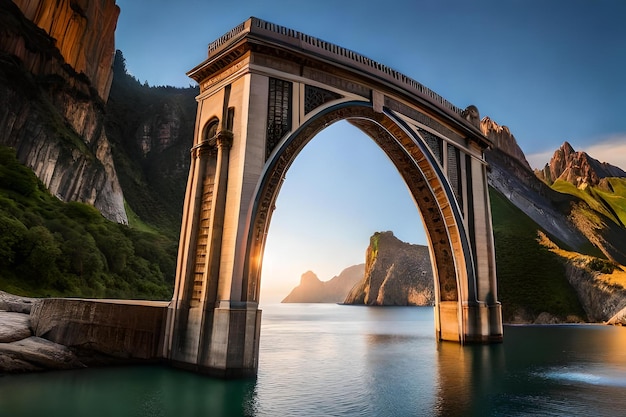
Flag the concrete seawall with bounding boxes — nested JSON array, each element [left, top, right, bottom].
[[30, 298, 169, 361]]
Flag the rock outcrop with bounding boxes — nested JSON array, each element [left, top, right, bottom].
[[344, 231, 434, 306], [537, 141, 626, 188], [0, 312, 31, 343], [0, 291, 84, 373], [484, 115, 626, 323], [0, 336, 85, 373], [486, 144, 593, 253], [564, 261, 626, 322], [481, 116, 532, 171], [282, 265, 365, 303], [0, 0, 127, 223], [607, 306, 626, 325]]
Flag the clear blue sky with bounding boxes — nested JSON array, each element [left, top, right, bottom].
[[114, 0, 626, 301]]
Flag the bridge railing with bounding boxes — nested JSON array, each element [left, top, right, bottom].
[[206, 17, 465, 118]]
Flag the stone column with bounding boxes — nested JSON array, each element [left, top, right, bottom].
[[165, 140, 217, 363]]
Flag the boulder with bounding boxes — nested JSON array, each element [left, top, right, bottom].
[[0, 312, 31, 343], [0, 290, 36, 314], [0, 336, 84, 372]]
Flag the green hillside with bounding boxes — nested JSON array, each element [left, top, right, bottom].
[[488, 187, 586, 322], [0, 146, 175, 299]]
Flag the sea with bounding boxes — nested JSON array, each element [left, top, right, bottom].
[[1, 303, 625, 417]]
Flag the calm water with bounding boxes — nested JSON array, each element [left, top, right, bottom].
[[1, 303, 626, 416]]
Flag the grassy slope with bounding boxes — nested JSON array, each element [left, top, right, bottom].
[[489, 188, 587, 321], [552, 178, 626, 226]]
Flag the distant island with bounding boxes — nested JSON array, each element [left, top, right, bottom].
[[283, 231, 435, 306], [282, 265, 364, 303]]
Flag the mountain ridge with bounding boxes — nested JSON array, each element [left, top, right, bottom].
[[282, 265, 364, 303]]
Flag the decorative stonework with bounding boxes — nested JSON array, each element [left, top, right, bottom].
[[266, 77, 292, 159], [303, 68, 370, 98], [447, 143, 462, 209], [420, 130, 443, 166], [384, 97, 463, 142], [304, 85, 343, 114], [199, 58, 249, 92]]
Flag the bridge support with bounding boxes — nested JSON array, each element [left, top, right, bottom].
[[163, 17, 502, 377]]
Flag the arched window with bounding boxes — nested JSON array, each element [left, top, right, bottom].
[[202, 117, 219, 142]]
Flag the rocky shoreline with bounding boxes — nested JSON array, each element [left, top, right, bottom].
[[0, 291, 169, 374], [0, 291, 85, 373]]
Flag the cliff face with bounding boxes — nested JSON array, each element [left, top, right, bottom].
[[282, 265, 364, 303], [484, 115, 626, 322], [344, 231, 434, 306], [0, 0, 126, 223], [12, 0, 120, 100], [563, 261, 626, 322]]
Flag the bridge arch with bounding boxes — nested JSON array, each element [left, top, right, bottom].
[[245, 102, 471, 335], [163, 17, 502, 377]]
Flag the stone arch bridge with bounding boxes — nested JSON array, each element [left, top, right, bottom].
[[163, 17, 503, 377]]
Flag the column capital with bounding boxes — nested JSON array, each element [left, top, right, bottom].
[[215, 130, 234, 149], [192, 140, 217, 158]]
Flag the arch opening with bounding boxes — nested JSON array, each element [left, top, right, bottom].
[[244, 103, 472, 342], [259, 120, 426, 303]]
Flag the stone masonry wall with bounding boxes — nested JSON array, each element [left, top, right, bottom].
[[30, 299, 168, 360]]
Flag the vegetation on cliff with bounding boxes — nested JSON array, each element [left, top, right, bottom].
[[0, 146, 174, 299], [105, 50, 197, 236]]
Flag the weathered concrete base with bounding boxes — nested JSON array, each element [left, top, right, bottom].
[[167, 302, 262, 378], [436, 301, 503, 344], [30, 298, 169, 361], [462, 302, 503, 343], [436, 301, 461, 342]]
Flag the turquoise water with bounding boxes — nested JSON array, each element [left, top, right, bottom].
[[1, 303, 626, 416]]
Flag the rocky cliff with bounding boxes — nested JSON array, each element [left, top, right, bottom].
[[485, 118, 626, 265], [12, 0, 119, 100], [481, 116, 532, 171], [282, 265, 364, 303], [0, 0, 127, 223], [484, 116, 626, 323], [344, 231, 434, 306]]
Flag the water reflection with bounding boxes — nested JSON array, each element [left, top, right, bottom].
[[434, 341, 506, 416], [2, 307, 626, 417], [0, 366, 256, 417]]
